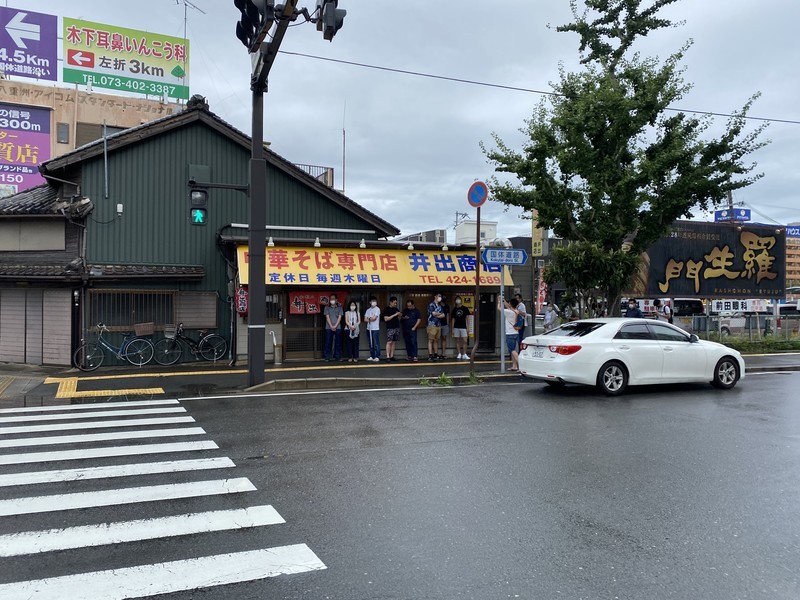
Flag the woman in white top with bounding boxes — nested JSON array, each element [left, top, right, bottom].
[[344, 301, 361, 362]]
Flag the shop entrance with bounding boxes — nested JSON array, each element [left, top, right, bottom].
[[477, 293, 497, 352]]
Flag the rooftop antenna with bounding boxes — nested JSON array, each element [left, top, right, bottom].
[[175, 0, 205, 103], [454, 211, 469, 229]]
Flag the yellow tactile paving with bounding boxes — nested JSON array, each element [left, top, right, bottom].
[[0, 376, 13, 396], [49, 377, 164, 399]]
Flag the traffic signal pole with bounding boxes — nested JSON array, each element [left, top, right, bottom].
[[235, 0, 344, 386]]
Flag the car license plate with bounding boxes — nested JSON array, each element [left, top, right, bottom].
[[531, 347, 544, 358]]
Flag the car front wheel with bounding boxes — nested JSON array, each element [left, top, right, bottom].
[[597, 360, 628, 396], [711, 357, 740, 389]]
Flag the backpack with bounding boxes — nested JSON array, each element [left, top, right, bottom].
[[513, 313, 525, 331]]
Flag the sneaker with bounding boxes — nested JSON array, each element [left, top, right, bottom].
[[463, 354, 470, 360], [412, 357, 418, 362], [456, 353, 462, 359], [428, 355, 435, 361]]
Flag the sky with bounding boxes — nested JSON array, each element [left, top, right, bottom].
[[10, 0, 800, 241]]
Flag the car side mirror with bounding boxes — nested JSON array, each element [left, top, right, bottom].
[[690, 334, 699, 343]]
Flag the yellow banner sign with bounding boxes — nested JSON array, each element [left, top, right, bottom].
[[237, 246, 513, 287]]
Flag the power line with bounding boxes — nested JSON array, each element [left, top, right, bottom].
[[279, 51, 800, 126]]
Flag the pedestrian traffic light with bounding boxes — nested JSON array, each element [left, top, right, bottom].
[[234, 0, 276, 52], [189, 188, 208, 226], [319, 0, 346, 41]]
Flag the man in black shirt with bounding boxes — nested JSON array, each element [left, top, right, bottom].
[[382, 296, 401, 361], [450, 296, 471, 360]]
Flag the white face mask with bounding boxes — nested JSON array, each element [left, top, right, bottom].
[[350, 305, 356, 311], [629, 304, 636, 309], [370, 301, 377, 307], [330, 299, 337, 305], [435, 297, 442, 303], [455, 301, 461, 306]]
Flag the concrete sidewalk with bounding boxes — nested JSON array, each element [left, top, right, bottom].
[[0, 352, 799, 403]]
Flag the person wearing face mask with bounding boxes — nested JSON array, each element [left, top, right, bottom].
[[543, 302, 558, 332], [450, 296, 470, 359], [401, 299, 422, 361], [625, 298, 644, 318], [383, 296, 401, 362], [364, 296, 381, 361], [344, 300, 361, 362], [426, 293, 445, 360], [323, 293, 343, 361]]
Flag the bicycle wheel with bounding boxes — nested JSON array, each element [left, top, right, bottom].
[[199, 334, 227, 361], [125, 338, 155, 366], [74, 343, 104, 371], [153, 338, 182, 365]]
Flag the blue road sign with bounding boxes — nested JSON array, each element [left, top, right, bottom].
[[467, 181, 488, 208], [714, 208, 751, 222], [482, 247, 528, 266]]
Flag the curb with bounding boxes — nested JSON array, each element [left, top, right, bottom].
[[245, 372, 522, 393]]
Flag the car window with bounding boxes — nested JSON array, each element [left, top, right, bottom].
[[544, 322, 606, 337], [648, 322, 690, 342], [614, 323, 653, 340]]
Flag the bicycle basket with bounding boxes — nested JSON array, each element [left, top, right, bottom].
[[134, 322, 155, 336], [163, 324, 177, 340]]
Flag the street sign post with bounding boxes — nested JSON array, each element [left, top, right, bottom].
[[481, 247, 528, 266], [467, 181, 488, 208]]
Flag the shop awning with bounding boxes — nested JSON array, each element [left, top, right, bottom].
[[236, 245, 514, 287]]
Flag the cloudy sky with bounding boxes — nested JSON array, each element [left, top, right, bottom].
[[15, 0, 800, 240]]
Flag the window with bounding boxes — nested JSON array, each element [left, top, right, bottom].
[[545, 321, 605, 337], [57, 122, 70, 144], [648, 322, 689, 342], [614, 323, 653, 340]]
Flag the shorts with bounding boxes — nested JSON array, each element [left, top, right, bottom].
[[426, 325, 441, 340], [453, 328, 468, 339], [506, 335, 517, 354], [441, 325, 450, 337], [386, 328, 400, 342]]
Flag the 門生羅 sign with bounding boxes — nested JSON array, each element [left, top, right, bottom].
[[0, 102, 50, 195], [62, 17, 190, 99], [641, 221, 786, 299]]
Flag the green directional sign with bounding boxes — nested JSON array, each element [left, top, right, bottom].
[[190, 208, 207, 226]]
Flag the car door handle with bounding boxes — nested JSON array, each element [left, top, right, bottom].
[[618, 345, 631, 351], [663, 346, 674, 352]]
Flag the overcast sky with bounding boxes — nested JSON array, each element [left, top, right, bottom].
[[16, 0, 800, 240]]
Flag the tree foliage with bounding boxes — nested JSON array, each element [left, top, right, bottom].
[[482, 0, 768, 312]]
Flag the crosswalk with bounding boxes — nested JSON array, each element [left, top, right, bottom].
[[0, 398, 326, 598]]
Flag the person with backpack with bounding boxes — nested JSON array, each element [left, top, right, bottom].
[[653, 299, 673, 323], [499, 297, 521, 372]]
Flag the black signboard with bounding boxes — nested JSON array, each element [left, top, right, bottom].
[[638, 221, 786, 299]]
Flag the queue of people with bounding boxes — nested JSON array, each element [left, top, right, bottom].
[[321, 292, 474, 362]]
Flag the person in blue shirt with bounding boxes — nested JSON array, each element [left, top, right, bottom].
[[625, 299, 645, 318], [426, 293, 445, 360]]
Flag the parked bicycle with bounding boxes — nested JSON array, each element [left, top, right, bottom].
[[152, 323, 227, 365], [73, 323, 155, 371]]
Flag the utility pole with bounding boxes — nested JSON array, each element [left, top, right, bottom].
[[234, 0, 346, 387]]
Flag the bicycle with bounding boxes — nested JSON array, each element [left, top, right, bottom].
[[73, 323, 155, 372], [152, 323, 227, 366]]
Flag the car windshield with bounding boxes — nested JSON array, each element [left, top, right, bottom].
[[544, 321, 606, 337]]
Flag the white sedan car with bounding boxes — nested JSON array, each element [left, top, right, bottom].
[[519, 318, 745, 395]]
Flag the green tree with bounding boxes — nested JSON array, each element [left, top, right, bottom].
[[483, 0, 768, 314]]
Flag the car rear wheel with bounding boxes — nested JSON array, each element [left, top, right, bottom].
[[597, 360, 628, 396], [711, 356, 740, 389]]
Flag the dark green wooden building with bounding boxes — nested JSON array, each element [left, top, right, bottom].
[[0, 95, 398, 365]]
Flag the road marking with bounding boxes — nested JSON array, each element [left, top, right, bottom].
[[0, 440, 218, 466], [0, 399, 180, 414], [0, 416, 195, 435], [55, 381, 165, 399], [0, 544, 326, 599], [0, 456, 235, 487], [0, 427, 206, 449], [0, 406, 186, 423], [0, 504, 283, 557], [0, 477, 257, 516]]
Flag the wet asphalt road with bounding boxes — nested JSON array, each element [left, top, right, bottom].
[[184, 371, 799, 599], [2, 371, 799, 599]]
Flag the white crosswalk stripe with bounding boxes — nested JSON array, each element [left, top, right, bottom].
[[0, 415, 195, 434], [0, 400, 327, 597]]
